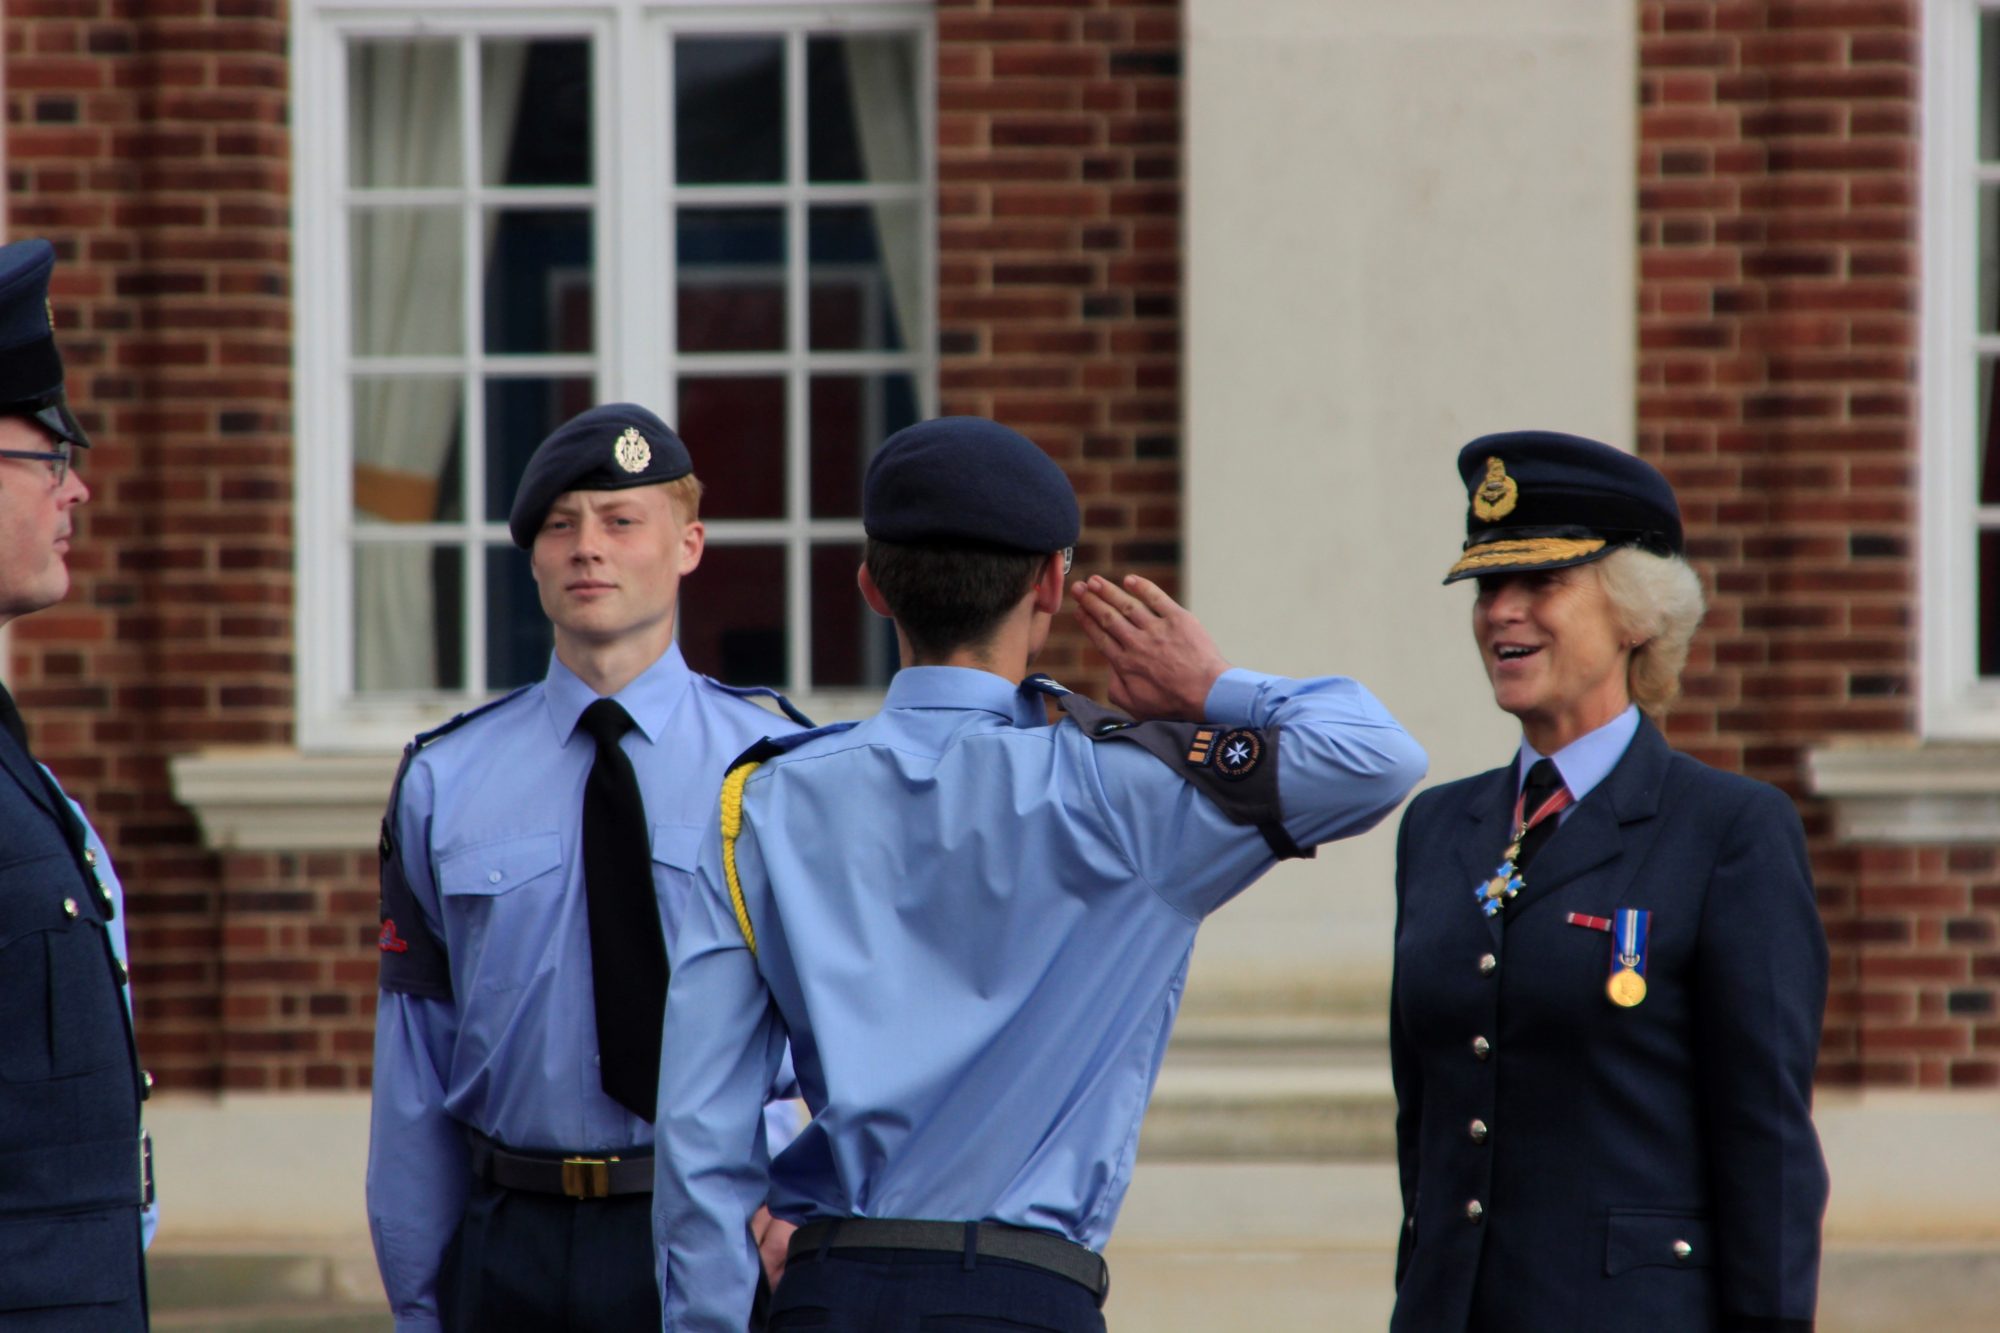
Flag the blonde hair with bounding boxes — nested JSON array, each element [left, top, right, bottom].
[[1589, 547, 1706, 719], [662, 472, 704, 524]]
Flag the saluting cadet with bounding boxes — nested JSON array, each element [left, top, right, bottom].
[[0, 236, 155, 1329], [653, 416, 1428, 1332], [366, 404, 809, 1333], [1389, 431, 1829, 1332]]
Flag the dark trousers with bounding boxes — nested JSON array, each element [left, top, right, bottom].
[[767, 1247, 1106, 1333], [438, 1176, 657, 1333]]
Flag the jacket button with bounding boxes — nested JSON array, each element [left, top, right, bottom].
[[62, 897, 79, 918], [115, 957, 130, 986], [1478, 953, 1497, 977], [1469, 1119, 1489, 1144], [1465, 1200, 1484, 1224], [1673, 1240, 1693, 1261], [83, 846, 98, 867], [141, 1069, 155, 1098], [1471, 1035, 1491, 1060]]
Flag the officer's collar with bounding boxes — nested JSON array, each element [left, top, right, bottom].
[[883, 665, 1024, 721], [543, 642, 694, 745]]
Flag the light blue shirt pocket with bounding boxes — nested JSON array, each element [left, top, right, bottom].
[[436, 831, 566, 997]]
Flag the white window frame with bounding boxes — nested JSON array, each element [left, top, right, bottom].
[[293, 0, 935, 752]]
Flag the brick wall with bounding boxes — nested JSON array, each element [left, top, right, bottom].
[[1638, 0, 1997, 1087], [5, 0, 1184, 1089], [936, 0, 1183, 697], [6, 1, 299, 1091]]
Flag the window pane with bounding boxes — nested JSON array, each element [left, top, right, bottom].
[[810, 204, 916, 352], [680, 545, 787, 685], [678, 208, 786, 352], [808, 33, 920, 184], [1982, 529, 2000, 677], [355, 544, 464, 692], [1981, 185, 2000, 336], [488, 544, 554, 689], [486, 377, 597, 522], [676, 36, 784, 185], [484, 38, 592, 187], [809, 373, 918, 518], [1983, 11, 2000, 163], [349, 38, 461, 189], [353, 377, 463, 524], [678, 377, 786, 520], [352, 208, 464, 356], [484, 209, 595, 354], [812, 542, 894, 689]]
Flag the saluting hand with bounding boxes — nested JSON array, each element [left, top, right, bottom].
[[1071, 574, 1231, 722]]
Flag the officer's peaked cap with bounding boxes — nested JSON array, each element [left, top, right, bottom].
[[0, 237, 91, 449]]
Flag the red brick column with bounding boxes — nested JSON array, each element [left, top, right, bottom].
[[5, 2, 296, 1090], [1639, 1, 1994, 1087], [936, 0, 1183, 696]]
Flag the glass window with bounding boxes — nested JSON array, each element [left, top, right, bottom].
[[298, 4, 932, 745]]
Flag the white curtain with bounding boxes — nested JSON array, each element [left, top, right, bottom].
[[842, 35, 923, 358], [352, 39, 528, 692]]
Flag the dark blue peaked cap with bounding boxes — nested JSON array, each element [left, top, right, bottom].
[[1444, 429, 1682, 585], [508, 402, 694, 547], [0, 237, 91, 449], [863, 416, 1079, 553]]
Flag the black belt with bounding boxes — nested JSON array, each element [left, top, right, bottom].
[[788, 1219, 1110, 1306], [467, 1133, 652, 1200]]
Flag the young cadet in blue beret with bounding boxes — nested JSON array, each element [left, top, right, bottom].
[[367, 404, 810, 1333], [1389, 431, 1828, 1332], [654, 416, 1429, 1332], [0, 236, 156, 1330]]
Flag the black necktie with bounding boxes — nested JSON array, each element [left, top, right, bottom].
[[1515, 757, 1567, 874], [578, 699, 669, 1119]]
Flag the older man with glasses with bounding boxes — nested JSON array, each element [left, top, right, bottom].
[[0, 236, 155, 1331]]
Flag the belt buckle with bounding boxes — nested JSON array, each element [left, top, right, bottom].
[[561, 1155, 613, 1200]]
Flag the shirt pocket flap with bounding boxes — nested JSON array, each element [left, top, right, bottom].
[[650, 823, 705, 872], [437, 832, 564, 898], [1605, 1208, 1712, 1275]]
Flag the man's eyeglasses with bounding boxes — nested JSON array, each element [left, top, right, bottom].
[[0, 441, 74, 485]]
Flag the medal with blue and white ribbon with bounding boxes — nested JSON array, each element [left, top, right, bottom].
[[1474, 780, 1573, 917], [1606, 908, 1651, 1007]]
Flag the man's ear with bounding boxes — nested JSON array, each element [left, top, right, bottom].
[[1031, 550, 1066, 616], [857, 562, 894, 618]]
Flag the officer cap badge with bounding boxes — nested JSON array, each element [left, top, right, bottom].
[[1471, 456, 1519, 522], [614, 427, 652, 475]]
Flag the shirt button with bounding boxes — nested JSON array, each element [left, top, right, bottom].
[[1471, 1035, 1491, 1060], [62, 898, 79, 919], [1469, 1119, 1489, 1144], [1478, 953, 1497, 977], [488, 870, 502, 884], [1673, 1240, 1693, 1262], [1465, 1200, 1484, 1224]]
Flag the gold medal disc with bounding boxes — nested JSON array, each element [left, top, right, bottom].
[[1606, 968, 1647, 1007]]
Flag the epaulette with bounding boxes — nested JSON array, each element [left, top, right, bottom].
[[706, 680, 816, 730], [1020, 673, 1314, 862], [376, 686, 533, 999], [717, 722, 859, 955]]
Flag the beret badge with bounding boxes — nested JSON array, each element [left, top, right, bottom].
[[1471, 456, 1519, 522], [614, 427, 652, 475]]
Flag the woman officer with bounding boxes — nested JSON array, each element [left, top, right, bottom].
[[1389, 430, 1829, 1333]]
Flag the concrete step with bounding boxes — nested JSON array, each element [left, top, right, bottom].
[[1141, 1004, 1396, 1162], [148, 1248, 389, 1331]]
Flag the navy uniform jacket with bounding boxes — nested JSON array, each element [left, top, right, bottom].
[[1390, 719, 1828, 1333], [0, 722, 148, 1327]]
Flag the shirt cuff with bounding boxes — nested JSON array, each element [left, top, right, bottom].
[[1202, 668, 1283, 727]]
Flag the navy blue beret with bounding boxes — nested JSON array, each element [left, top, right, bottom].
[[0, 237, 90, 448], [508, 403, 694, 547], [1444, 430, 1682, 584], [863, 416, 1079, 553]]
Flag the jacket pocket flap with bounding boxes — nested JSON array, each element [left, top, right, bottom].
[[0, 1211, 138, 1311], [438, 832, 564, 897], [1605, 1208, 1712, 1275], [650, 823, 705, 872]]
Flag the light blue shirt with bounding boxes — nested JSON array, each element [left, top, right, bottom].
[[1515, 704, 1642, 824], [54, 777, 156, 1250], [655, 665, 1428, 1331], [367, 645, 803, 1333]]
